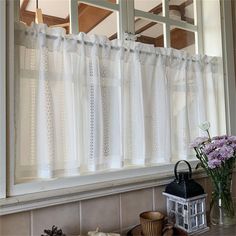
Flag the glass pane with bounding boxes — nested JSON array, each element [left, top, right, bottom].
[[169, 0, 194, 24], [177, 214, 184, 226], [190, 203, 196, 215], [177, 203, 183, 214], [191, 216, 197, 228], [135, 18, 164, 47], [197, 202, 203, 213], [135, 0, 163, 16], [197, 214, 204, 226], [20, 0, 70, 32], [169, 200, 176, 211], [170, 26, 195, 54], [80, 4, 118, 40], [20, 0, 118, 38]]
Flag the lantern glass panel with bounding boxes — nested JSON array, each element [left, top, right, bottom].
[[169, 200, 176, 211], [191, 216, 197, 228], [198, 214, 204, 225], [197, 202, 203, 213], [190, 204, 196, 215], [177, 203, 183, 214], [177, 214, 184, 227]]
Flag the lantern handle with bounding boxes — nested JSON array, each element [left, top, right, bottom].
[[174, 160, 192, 180]]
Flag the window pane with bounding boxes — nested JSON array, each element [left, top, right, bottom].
[[79, 4, 118, 39], [135, 18, 164, 47], [170, 26, 195, 54], [135, 0, 163, 16], [169, 0, 194, 24], [19, 0, 118, 38], [191, 216, 197, 228], [20, 0, 70, 32]]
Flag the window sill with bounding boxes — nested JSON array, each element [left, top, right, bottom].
[[0, 161, 207, 216]]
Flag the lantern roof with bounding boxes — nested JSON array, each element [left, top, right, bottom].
[[164, 171, 205, 199]]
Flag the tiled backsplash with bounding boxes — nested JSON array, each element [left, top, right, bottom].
[[1, 174, 236, 236]]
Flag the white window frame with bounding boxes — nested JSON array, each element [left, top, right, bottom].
[[0, 0, 6, 199], [133, 0, 201, 52], [220, 0, 236, 135], [72, 0, 203, 53], [1, 0, 235, 215]]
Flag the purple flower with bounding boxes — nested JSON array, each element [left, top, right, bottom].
[[213, 139, 227, 147], [192, 125, 236, 171], [230, 143, 236, 151], [203, 143, 216, 155], [219, 145, 234, 160], [228, 136, 236, 143], [208, 158, 222, 169], [190, 136, 209, 148], [208, 149, 220, 160], [212, 135, 228, 140]]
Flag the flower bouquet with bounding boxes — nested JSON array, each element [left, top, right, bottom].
[[191, 121, 236, 226]]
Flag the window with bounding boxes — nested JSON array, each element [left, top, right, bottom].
[[0, 0, 234, 202], [19, 0, 201, 54]]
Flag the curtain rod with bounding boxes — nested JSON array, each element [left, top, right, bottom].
[[21, 30, 217, 64]]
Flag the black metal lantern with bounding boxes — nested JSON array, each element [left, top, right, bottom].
[[163, 160, 209, 235]]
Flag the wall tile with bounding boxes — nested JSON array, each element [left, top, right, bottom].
[[120, 188, 153, 229], [80, 194, 120, 235], [0, 212, 30, 236], [32, 202, 80, 236], [154, 185, 167, 214]]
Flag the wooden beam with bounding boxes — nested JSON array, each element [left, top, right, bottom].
[[78, 3, 90, 17], [20, 10, 69, 26], [137, 35, 156, 45], [135, 22, 156, 35], [50, 22, 70, 28], [182, 16, 194, 24], [179, 0, 193, 8], [20, 0, 30, 19], [170, 28, 194, 49], [179, 0, 194, 23], [20, 0, 29, 11], [78, 0, 116, 33], [154, 28, 194, 49]]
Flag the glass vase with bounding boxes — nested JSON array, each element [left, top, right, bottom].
[[210, 180, 236, 226]]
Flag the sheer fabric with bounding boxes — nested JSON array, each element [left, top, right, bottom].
[[14, 23, 225, 182]]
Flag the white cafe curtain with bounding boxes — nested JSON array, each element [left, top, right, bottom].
[[14, 22, 225, 182]]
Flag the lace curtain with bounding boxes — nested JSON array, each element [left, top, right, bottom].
[[14, 23, 225, 182]]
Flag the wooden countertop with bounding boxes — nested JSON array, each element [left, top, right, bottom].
[[126, 224, 236, 236], [202, 225, 236, 236]]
